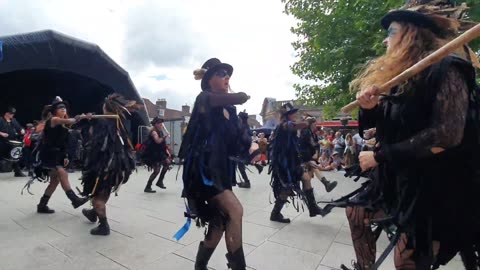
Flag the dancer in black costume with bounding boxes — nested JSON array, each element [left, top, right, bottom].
[[298, 115, 338, 193], [34, 97, 90, 213], [269, 103, 326, 223], [178, 58, 250, 270], [80, 94, 137, 235], [334, 8, 480, 270], [142, 116, 170, 193]]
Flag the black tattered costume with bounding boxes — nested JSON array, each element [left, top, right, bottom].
[[179, 91, 249, 224], [268, 104, 327, 223], [80, 94, 137, 236], [332, 42, 480, 270], [325, 8, 480, 270], [80, 117, 135, 198], [141, 117, 170, 192], [177, 58, 250, 270]]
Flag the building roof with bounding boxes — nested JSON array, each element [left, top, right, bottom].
[[247, 115, 261, 128], [143, 98, 191, 121]]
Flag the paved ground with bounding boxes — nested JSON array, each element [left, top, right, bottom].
[[0, 167, 463, 270]]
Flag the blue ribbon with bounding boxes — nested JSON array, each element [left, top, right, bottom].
[[173, 217, 191, 241], [0, 41, 3, 62], [173, 202, 192, 241]]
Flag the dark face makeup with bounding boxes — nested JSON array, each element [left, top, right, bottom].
[[55, 105, 67, 117], [383, 22, 403, 52]]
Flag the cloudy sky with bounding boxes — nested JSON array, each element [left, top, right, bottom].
[[0, 0, 302, 117]]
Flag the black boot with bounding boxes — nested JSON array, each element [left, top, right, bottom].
[[237, 181, 251, 189], [82, 208, 97, 223], [14, 164, 26, 177], [155, 168, 167, 189], [144, 174, 157, 193], [340, 261, 363, 270], [254, 163, 263, 174], [320, 177, 338, 193], [270, 199, 290, 223], [90, 217, 110, 236], [304, 188, 325, 217], [37, 194, 55, 214], [65, 190, 89, 209], [194, 241, 216, 270], [226, 248, 246, 270]]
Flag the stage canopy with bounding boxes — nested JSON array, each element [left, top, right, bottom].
[[0, 30, 148, 142]]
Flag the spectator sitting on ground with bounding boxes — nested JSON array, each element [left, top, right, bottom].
[[333, 131, 345, 158], [343, 133, 356, 167], [319, 152, 343, 171], [251, 131, 258, 143]]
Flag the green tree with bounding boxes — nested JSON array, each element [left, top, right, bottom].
[[284, 0, 480, 118]]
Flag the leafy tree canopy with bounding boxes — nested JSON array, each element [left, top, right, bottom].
[[284, 0, 480, 119]]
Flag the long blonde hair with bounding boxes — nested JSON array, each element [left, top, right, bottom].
[[350, 22, 448, 94]]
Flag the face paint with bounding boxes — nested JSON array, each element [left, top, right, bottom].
[[387, 26, 399, 37]]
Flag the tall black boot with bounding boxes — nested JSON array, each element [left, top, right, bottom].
[[37, 194, 55, 214], [144, 173, 157, 193], [270, 199, 290, 223], [90, 217, 110, 236], [304, 188, 325, 217], [65, 190, 89, 209], [194, 241, 216, 270], [320, 177, 337, 193], [238, 164, 251, 188], [82, 208, 98, 223], [226, 247, 246, 270], [13, 163, 26, 177], [155, 167, 167, 189]]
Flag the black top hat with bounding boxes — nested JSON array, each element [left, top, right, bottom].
[[151, 116, 164, 125], [281, 102, 299, 116], [6, 106, 16, 114], [381, 10, 448, 37], [195, 58, 233, 91], [49, 96, 69, 112], [238, 110, 249, 120]]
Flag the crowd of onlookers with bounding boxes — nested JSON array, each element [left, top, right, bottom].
[[317, 129, 376, 171], [249, 128, 374, 172]]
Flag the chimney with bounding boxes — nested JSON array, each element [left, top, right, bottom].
[[156, 98, 167, 109], [182, 105, 190, 114]]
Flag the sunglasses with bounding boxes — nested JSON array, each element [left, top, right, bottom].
[[214, 70, 229, 79]]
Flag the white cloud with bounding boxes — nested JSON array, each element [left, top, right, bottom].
[[0, 0, 302, 119]]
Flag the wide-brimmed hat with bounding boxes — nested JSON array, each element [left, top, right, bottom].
[[238, 110, 249, 120], [6, 106, 16, 114], [193, 58, 233, 91], [381, 10, 455, 38], [151, 116, 164, 125], [280, 102, 299, 117], [49, 96, 69, 112]]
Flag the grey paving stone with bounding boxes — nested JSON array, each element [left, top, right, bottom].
[[321, 242, 395, 270], [243, 221, 280, 247], [174, 239, 256, 270], [267, 207, 345, 255], [98, 233, 184, 269], [142, 253, 194, 270], [0, 169, 467, 270], [247, 241, 323, 270], [0, 242, 68, 270]]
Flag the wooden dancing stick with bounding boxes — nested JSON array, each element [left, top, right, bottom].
[[89, 114, 120, 119], [341, 23, 480, 113]]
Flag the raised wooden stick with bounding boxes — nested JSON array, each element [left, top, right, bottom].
[[90, 114, 119, 119], [341, 23, 480, 113]]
